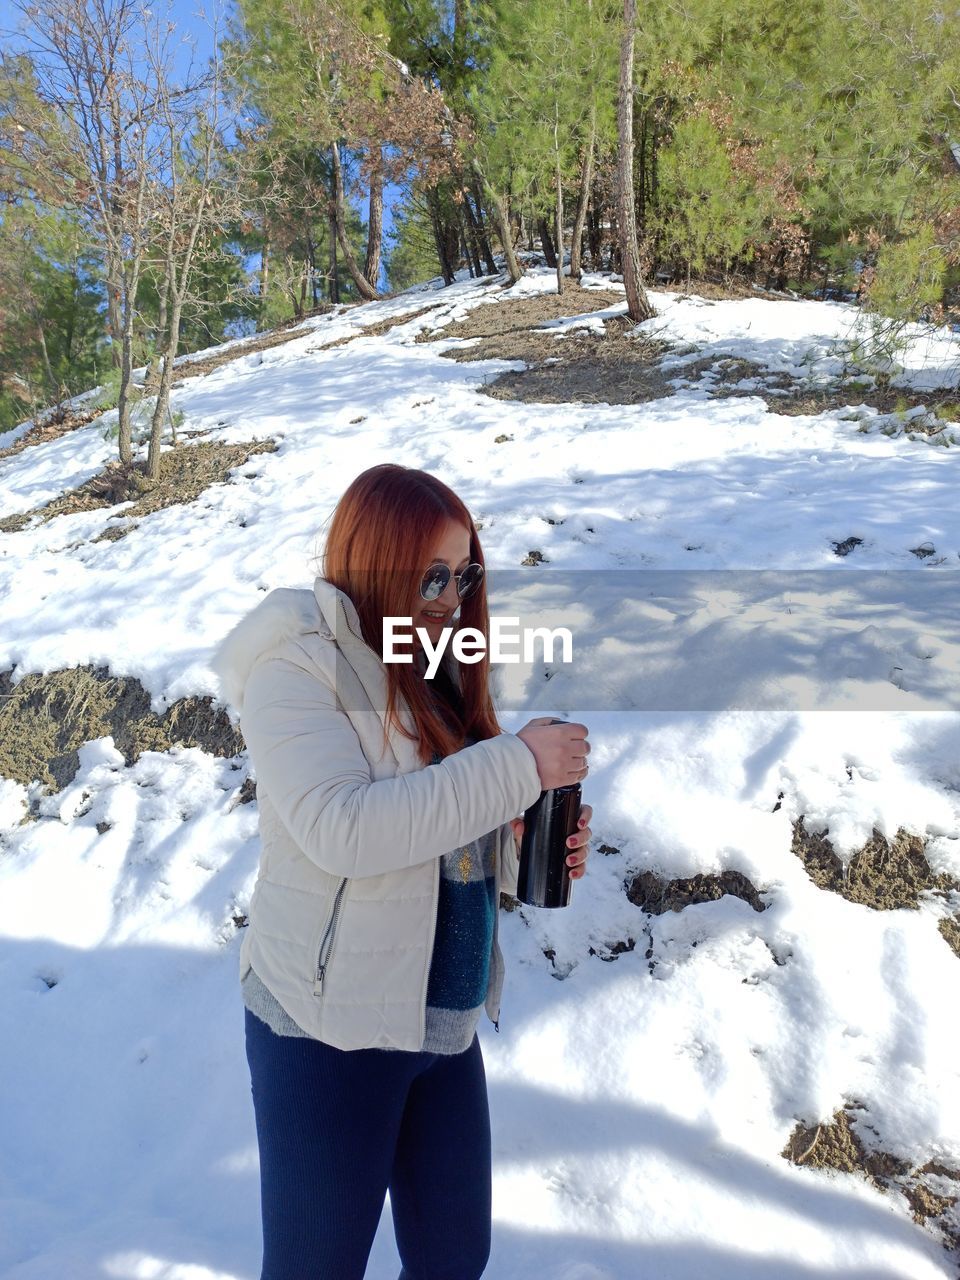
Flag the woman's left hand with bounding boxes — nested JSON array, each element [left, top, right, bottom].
[[509, 803, 593, 880]]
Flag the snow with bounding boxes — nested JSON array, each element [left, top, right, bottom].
[[2, 266, 960, 1278]]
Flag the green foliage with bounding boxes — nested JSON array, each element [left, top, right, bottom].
[[653, 114, 762, 275], [89, 366, 124, 413], [867, 224, 947, 322], [4, 0, 960, 356], [472, 0, 617, 215], [137, 244, 256, 352], [0, 202, 110, 429], [718, 0, 959, 282], [385, 197, 443, 290]]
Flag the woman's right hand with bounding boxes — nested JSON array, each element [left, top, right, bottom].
[[516, 718, 590, 791]]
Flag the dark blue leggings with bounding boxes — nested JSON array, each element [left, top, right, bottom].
[[244, 1007, 492, 1280]]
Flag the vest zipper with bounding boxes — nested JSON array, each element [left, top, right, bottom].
[[313, 876, 348, 997]]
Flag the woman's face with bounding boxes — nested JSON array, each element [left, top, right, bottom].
[[412, 518, 472, 649]]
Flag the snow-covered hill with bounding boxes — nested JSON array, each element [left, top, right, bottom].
[[2, 267, 959, 1279]]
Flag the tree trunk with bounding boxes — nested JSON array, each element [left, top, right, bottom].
[[443, 213, 461, 278], [35, 321, 57, 399], [553, 108, 565, 295], [638, 107, 647, 232], [329, 205, 340, 303], [519, 206, 533, 252], [330, 141, 379, 301], [538, 217, 558, 268], [470, 158, 523, 284], [616, 0, 654, 322], [298, 259, 308, 316], [116, 261, 142, 466], [145, 276, 170, 393], [146, 294, 183, 479], [468, 180, 498, 273], [427, 187, 456, 285], [364, 147, 384, 289], [258, 235, 271, 330], [570, 110, 596, 281], [460, 201, 482, 277], [587, 185, 602, 269], [65, 272, 77, 364], [307, 231, 319, 309], [105, 254, 123, 371]]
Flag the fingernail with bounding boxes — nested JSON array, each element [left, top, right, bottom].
[[567, 836, 576, 846], [578, 818, 586, 827]]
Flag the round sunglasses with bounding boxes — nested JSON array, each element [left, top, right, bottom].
[[419, 561, 484, 602]]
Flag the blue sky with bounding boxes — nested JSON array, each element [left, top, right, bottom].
[[166, 0, 402, 288], [3, 0, 402, 288]]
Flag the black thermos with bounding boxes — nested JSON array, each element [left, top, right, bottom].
[[516, 720, 582, 909]]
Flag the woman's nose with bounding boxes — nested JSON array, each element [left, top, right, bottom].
[[438, 576, 460, 609]]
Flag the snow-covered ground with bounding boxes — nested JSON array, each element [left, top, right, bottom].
[[2, 267, 959, 1278]]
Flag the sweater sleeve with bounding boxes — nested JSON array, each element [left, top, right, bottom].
[[240, 654, 543, 880]]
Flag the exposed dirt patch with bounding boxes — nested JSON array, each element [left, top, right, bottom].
[[832, 536, 864, 557], [791, 817, 959, 910], [939, 915, 960, 958], [418, 284, 624, 346], [417, 285, 674, 407], [0, 438, 277, 538], [783, 1106, 960, 1254], [0, 404, 104, 464], [662, 275, 795, 302], [322, 303, 443, 349], [674, 355, 798, 397], [480, 324, 674, 406], [763, 386, 960, 421], [588, 936, 637, 963], [0, 665, 245, 796], [626, 867, 768, 915], [783, 1106, 909, 1178], [170, 307, 339, 383], [675, 355, 960, 424]]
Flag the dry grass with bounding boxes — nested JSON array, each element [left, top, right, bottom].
[[939, 915, 960, 959], [0, 664, 246, 797], [626, 867, 768, 914], [321, 303, 444, 349], [0, 438, 277, 539], [169, 309, 340, 383], [417, 284, 624, 345], [659, 275, 795, 302], [783, 1107, 960, 1254], [674, 354, 960, 422], [791, 817, 959, 911], [0, 405, 104, 464], [416, 285, 675, 406]]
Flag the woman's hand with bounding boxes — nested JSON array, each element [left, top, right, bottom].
[[516, 718, 590, 791], [509, 802, 593, 880]]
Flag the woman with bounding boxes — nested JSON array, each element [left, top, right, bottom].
[[211, 464, 592, 1280]]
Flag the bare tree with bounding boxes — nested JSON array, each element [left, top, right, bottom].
[[364, 144, 384, 289], [569, 0, 597, 283], [616, 0, 654, 322], [329, 139, 378, 300], [141, 11, 243, 478], [470, 158, 523, 285], [3, 0, 165, 463]]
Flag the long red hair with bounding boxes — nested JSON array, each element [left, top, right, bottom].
[[320, 464, 503, 764]]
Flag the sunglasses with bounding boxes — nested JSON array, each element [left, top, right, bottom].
[[419, 561, 485, 602]]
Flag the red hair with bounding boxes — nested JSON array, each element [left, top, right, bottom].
[[321, 464, 503, 764]]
